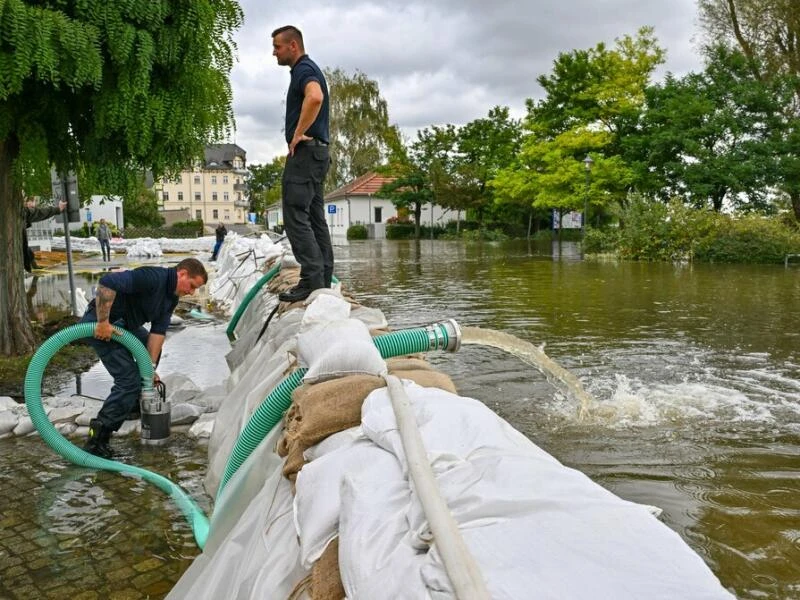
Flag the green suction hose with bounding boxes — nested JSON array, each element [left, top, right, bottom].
[[216, 319, 461, 501], [225, 262, 341, 340], [24, 323, 210, 549], [226, 263, 281, 338]]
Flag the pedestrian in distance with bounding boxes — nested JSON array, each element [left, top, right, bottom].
[[23, 197, 66, 273], [96, 218, 112, 262], [79, 258, 208, 458], [210, 222, 227, 261], [271, 25, 334, 303]]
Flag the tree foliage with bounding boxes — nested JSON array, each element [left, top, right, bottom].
[[0, 0, 242, 356], [493, 30, 660, 222], [433, 106, 521, 226], [378, 128, 452, 239], [247, 157, 284, 220], [698, 0, 800, 217], [123, 181, 163, 228], [325, 68, 399, 192], [625, 46, 793, 211]]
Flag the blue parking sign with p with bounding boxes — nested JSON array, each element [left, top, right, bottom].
[[327, 204, 336, 214]]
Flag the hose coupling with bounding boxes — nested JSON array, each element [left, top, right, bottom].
[[426, 318, 462, 352]]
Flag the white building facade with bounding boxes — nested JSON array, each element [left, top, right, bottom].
[[156, 144, 249, 224], [323, 172, 449, 240]]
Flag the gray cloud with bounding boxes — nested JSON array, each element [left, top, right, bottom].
[[230, 0, 705, 165]]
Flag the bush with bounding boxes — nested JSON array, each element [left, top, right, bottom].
[[386, 223, 416, 239], [590, 196, 800, 263], [347, 224, 368, 240], [694, 215, 800, 263], [582, 227, 619, 254]]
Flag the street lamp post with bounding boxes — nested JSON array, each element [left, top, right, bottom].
[[582, 154, 594, 240]]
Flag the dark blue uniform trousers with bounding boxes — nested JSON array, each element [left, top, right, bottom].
[[282, 143, 334, 290], [80, 312, 149, 431]]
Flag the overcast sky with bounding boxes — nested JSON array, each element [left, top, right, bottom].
[[229, 0, 706, 165]]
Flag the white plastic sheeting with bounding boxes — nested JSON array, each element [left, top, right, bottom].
[[168, 243, 735, 600]]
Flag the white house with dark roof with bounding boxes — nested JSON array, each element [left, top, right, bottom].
[[323, 172, 449, 239]]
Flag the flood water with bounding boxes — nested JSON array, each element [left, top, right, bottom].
[[4, 239, 800, 599]]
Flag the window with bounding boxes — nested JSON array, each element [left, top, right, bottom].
[[162, 191, 169, 201], [176, 175, 182, 184], [212, 209, 219, 219], [177, 191, 184, 201], [223, 192, 229, 201], [235, 177, 240, 185], [374, 207, 382, 223], [211, 175, 217, 184], [194, 175, 201, 184], [195, 210, 202, 220], [194, 192, 201, 202], [224, 210, 230, 220], [236, 193, 241, 202], [223, 176, 229, 184], [212, 192, 218, 201]]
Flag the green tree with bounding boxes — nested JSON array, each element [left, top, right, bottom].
[[698, 0, 800, 217], [124, 181, 163, 227], [624, 46, 793, 212], [247, 157, 285, 222], [0, 0, 242, 356], [325, 68, 399, 192], [379, 126, 456, 239], [433, 106, 521, 228], [493, 30, 660, 226]]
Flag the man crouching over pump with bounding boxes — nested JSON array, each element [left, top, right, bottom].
[[79, 258, 208, 458]]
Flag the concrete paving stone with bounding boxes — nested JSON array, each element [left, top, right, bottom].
[[8, 541, 35, 555], [0, 553, 23, 569], [106, 565, 137, 583], [71, 591, 101, 600], [24, 557, 49, 571], [89, 546, 117, 562], [130, 570, 162, 589], [142, 579, 172, 597], [0, 517, 21, 528], [4, 564, 26, 578], [108, 589, 144, 599], [7, 584, 40, 600], [132, 557, 163, 573]]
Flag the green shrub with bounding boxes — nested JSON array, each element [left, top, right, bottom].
[[386, 223, 416, 239], [597, 196, 800, 263], [582, 227, 619, 254], [347, 224, 368, 240], [694, 215, 800, 263]]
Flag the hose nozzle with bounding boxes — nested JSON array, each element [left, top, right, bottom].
[[425, 319, 461, 352]]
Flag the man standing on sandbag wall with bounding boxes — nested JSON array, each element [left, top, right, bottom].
[[271, 25, 333, 303]]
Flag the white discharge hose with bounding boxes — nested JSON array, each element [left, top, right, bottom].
[[383, 375, 490, 600]]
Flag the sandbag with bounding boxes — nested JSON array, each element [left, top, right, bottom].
[[391, 369, 457, 394], [298, 319, 387, 384], [311, 537, 345, 600]]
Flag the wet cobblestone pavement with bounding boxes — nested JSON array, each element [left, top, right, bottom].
[[0, 434, 209, 599]]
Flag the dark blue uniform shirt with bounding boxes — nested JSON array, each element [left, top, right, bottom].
[[88, 267, 178, 335], [285, 55, 329, 144]]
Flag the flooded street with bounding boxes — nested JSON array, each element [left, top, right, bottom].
[[2, 240, 800, 598]]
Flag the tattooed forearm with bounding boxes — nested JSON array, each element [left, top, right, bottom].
[[95, 285, 117, 322]]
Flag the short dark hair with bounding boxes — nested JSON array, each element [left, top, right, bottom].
[[272, 25, 304, 47], [176, 258, 208, 283]]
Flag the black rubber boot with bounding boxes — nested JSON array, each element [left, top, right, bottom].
[[83, 419, 114, 458]]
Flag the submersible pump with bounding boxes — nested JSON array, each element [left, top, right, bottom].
[[140, 381, 170, 445]]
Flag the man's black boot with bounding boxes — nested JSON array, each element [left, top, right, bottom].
[[83, 419, 114, 458], [278, 285, 313, 303]]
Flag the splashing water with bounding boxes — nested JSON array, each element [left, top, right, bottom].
[[460, 326, 594, 419]]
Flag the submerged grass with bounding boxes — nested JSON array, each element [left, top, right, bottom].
[[0, 315, 98, 401]]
